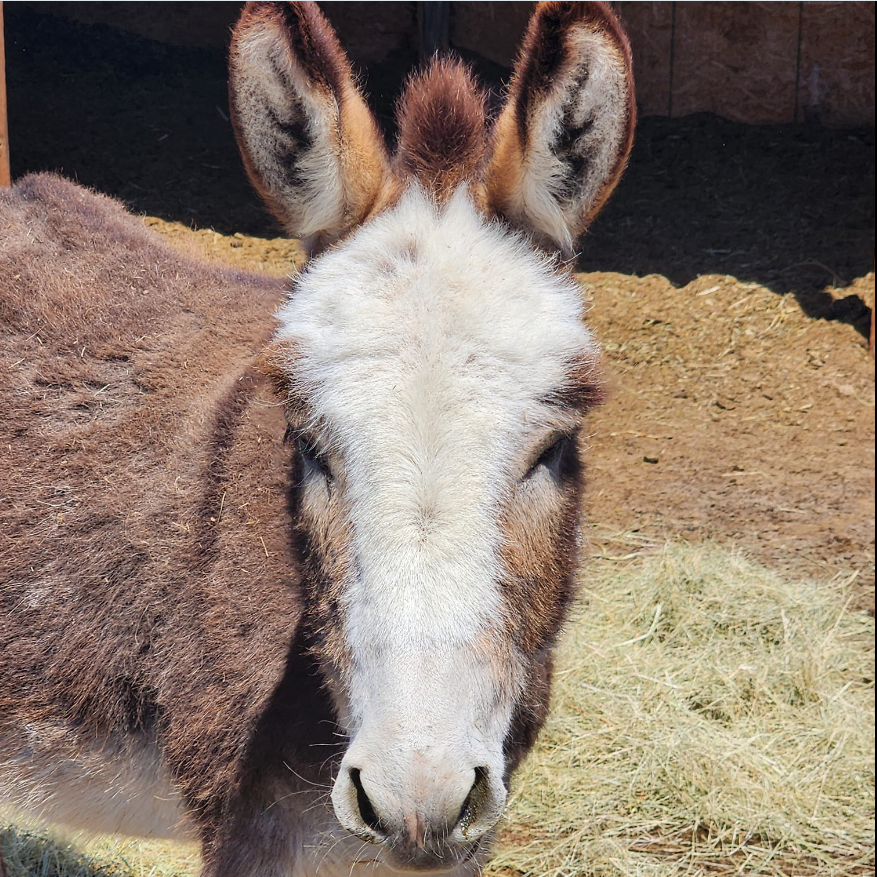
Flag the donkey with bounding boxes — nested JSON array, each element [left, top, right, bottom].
[[0, 2, 634, 874]]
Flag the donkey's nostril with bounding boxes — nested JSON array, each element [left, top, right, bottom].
[[349, 768, 384, 835], [333, 757, 506, 855], [456, 766, 490, 836]]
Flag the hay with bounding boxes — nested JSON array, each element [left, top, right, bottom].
[[2, 544, 872, 877], [487, 544, 875, 877], [0, 825, 199, 877]]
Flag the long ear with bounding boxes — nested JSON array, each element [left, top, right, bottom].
[[229, 2, 390, 252], [486, 1, 635, 256]]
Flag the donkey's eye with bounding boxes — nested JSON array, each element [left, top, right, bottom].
[[295, 433, 333, 482], [525, 434, 574, 481]]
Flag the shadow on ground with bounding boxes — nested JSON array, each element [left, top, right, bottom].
[[5, 6, 874, 337], [580, 117, 874, 340], [0, 827, 118, 877]]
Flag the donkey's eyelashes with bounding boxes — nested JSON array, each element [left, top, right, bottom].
[[294, 431, 333, 482], [524, 432, 577, 482]]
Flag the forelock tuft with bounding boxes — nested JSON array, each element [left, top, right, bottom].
[[394, 57, 488, 200]]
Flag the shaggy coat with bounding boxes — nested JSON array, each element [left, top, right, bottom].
[[1, 2, 635, 874], [0, 175, 326, 854]]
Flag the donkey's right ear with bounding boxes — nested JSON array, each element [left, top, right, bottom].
[[229, 2, 389, 253]]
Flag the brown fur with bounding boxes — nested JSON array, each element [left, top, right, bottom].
[[395, 57, 489, 202], [497, 430, 586, 776], [1, 3, 636, 872], [0, 174, 338, 872], [544, 351, 607, 413], [494, 352, 602, 772], [499, 435, 584, 659]]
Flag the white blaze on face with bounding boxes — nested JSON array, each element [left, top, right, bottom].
[[274, 185, 596, 784]]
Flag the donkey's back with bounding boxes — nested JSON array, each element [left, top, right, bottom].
[[0, 175, 308, 840]]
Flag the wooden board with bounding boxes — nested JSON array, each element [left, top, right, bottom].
[[7, 1, 875, 128], [615, 2, 674, 118], [798, 2, 875, 127], [449, 1, 534, 68], [672, 1, 800, 124], [0, 1, 10, 187]]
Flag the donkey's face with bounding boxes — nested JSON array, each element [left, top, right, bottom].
[[230, 2, 634, 872]]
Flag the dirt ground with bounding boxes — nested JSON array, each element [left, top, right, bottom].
[[5, 7, 875, 606]]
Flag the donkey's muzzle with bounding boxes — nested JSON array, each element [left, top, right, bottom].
[[331, 751, 506, 872]]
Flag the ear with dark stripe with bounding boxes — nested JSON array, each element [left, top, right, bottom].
[[229, 1, 389, 253], [486, 1, 635, 256]]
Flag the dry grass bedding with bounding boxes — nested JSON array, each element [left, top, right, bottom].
[[489, 543, 875, 877], [0, 832, 198, 877], [2, 543, 873, 877]]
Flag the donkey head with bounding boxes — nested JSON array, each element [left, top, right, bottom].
[[230, 2, 634, 871]]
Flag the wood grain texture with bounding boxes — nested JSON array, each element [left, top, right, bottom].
[[615, 2, 673, 118], [6, 1, 873, 146], [449, 2, 535, 68], [798, 1, 875, 127], [672, 1, 800, 124]]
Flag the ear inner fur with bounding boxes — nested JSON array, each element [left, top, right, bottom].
[[229, 1, 390, 251], [486, 1, 636, 254]]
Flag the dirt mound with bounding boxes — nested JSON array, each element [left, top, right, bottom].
[[582, 269, 874, 605]]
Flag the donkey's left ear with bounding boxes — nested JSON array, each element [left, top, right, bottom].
[[486, 2, 635, 257], [229, 2, 390, 253]]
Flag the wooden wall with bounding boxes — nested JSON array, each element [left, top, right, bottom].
[[617, 2, 875, 126], [450, 1, 875, 127], [16, 1, 876, 128], [0, 2, 9, 186]]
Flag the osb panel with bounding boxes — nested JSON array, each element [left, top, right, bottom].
[[798, 2, 875, 127], [18, 2, 417, 64], [450, 2, 535, 68], [321, 2, 418, 65], [672, 2, 800, 124], [21, 2, 243, 49], [615, 2, 673, 118]]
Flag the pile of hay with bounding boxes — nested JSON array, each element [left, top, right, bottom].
[[2, 544, 873, 877], [0, 828, 199, 877], [487, 544, 875, 877]]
